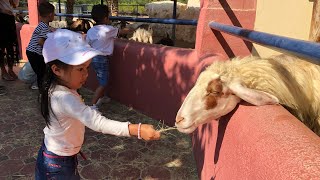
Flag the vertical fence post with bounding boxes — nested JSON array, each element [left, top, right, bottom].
[[309, 0, 320, 42], [58, 0, 61, 21], [171, 0, 177, 45], [136, 5, 138, 17]]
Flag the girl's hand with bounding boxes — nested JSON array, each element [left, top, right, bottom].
[[140, 124, 161, 141], [129, 124, 161, 141]]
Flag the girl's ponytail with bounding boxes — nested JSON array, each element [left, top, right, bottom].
[[40, 60, 69, 127], [40, 64, 55, 127]]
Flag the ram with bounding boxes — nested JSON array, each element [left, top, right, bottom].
[[129, 25, 153, 44], [175, 55, 320, 136]]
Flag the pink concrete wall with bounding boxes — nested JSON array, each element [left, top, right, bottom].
[[192, 0, 320, 179], [84, 39, 223, 126], [17, 0, 42, 60], [193, 103, 320, 179], [196, 0, 256, 59]]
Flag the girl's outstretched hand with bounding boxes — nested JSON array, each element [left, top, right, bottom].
[[129, 124, 161, 141], [140, 124, 161, 141]]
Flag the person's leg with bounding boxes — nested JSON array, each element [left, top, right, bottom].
[[0, 48, 13, 81], [35, 144, 45, 180], [0, 13, 15, 80], [6, 46, 17, 79], [26, 51, 46, 91], [92, 86, 106, 105], [6, 14, 18, 79], [91, 56, 109, 106]]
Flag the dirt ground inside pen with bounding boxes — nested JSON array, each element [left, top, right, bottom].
[[0, 66, 198, 180]]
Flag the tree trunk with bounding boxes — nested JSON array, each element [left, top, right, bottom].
[[106, 0, 118, 16], [66, 0, 75, 26], [309, 0, 320, 42]]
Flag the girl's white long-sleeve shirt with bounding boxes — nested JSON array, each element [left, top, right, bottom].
[[44, 85, 131, 156]]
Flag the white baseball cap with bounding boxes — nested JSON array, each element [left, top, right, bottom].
[[43, 29, 103, 65]]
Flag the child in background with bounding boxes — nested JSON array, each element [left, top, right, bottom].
[[86, 4, 119, 110], [36, 29, 161, 179], [26, 2, 55, 91]]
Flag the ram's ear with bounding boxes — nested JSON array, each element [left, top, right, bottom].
[[226, 80, 279, 106]]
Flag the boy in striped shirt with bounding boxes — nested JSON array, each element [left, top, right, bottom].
[[26, 2, 55, 91]]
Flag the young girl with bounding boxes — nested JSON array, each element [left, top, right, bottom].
[[36, 29, 161, 179]]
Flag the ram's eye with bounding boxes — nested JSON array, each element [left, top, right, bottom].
[[205, 92, 218, 109], [206, 79, 222, 97], [206, 91, 219, 97], [211, 91, 219, 95]]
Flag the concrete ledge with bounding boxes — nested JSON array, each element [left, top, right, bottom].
[[192, 103, 320, 179]]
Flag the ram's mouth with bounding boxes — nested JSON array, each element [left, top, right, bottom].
[[175, 122, 197, 134]]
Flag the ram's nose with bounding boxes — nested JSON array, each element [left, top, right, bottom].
[[175, 115, 184, 124]]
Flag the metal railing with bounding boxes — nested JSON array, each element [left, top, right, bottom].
[[209, 22, 320, 64], [13, 9, 197, 26], [55, 13, 198, 26], [14, 10, 197, 45]]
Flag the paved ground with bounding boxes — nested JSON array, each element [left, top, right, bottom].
[[0, 68, 198, 180]]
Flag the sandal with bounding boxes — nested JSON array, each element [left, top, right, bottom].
[[2, 73, 15, 81]]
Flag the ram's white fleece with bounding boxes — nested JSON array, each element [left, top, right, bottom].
[[176, 55, 320, 136]]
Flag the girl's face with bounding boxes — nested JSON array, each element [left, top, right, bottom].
[[53, 60, 92, 90]]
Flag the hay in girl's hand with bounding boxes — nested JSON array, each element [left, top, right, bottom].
[[158, 127, 178, 133], [156, 120, 178, 138]]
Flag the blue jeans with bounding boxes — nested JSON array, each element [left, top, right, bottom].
[[92, 55, 109, 87], [35, 143, 80, 180]]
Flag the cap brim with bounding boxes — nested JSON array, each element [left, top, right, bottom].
[[59, 48, 103, 65]]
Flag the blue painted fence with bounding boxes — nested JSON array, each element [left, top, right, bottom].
[[209, 21, 320, 64]]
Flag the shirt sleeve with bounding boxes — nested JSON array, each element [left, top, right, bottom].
[[85, 31, 92, 45], [54, 92, 131, 137], [105, 26, 119, 39], [39, 26, 50, 39]]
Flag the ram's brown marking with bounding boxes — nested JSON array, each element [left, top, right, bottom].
[[205, 79, 222, 109]]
